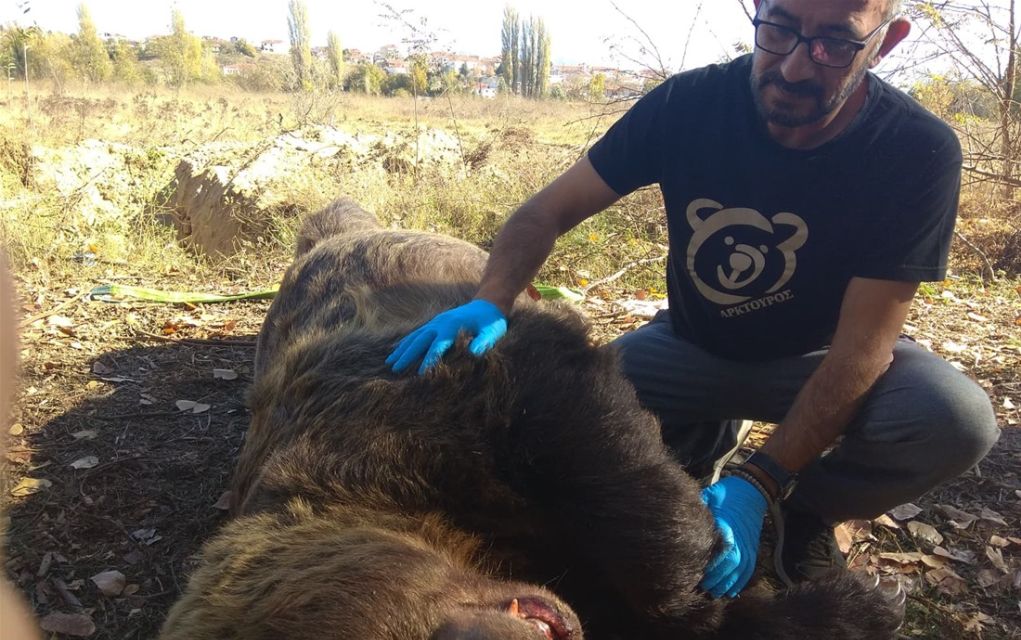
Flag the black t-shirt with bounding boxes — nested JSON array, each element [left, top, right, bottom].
[[588, 54, 962, 361]]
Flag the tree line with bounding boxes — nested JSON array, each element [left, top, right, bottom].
[[499, 6, 552, 98]]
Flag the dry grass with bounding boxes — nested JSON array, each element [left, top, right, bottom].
[[0, 83, 1019, 640]]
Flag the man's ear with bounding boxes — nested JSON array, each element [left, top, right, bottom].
[[871, 18, 910, 67]]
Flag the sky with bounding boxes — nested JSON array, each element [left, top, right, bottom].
[[0, 0, 756, 68]]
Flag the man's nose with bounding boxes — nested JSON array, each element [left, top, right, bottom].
[[779, 40, 816, 83]]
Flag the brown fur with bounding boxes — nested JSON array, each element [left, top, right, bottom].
[[159, 198, 903, 640]]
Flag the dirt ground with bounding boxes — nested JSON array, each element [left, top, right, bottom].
[[2, 258, 1019, 639]]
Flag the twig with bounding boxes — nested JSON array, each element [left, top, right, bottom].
[[88, 412, 181, 421], [133, 330, 256, 348], [18, 292, 86, 329], [953, 230, 998, 283], [582, 255, 667, 293]]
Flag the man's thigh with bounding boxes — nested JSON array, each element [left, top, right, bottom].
[[610, 311, 822, 424]]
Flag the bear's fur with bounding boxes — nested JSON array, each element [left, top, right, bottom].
[[159, 198, 902, 640]]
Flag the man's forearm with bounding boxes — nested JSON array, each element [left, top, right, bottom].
[[475, 202, 562, 314], [759, 350, 893, 476]]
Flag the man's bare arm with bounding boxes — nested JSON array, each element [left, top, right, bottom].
[[752, 277, 919, 491], [476, 155, 621, 314]]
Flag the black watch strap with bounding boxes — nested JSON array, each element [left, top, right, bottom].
[[744, 451, 796, 498]]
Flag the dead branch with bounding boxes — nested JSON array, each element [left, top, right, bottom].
[[583, 255, 667, 293], [953, 230, 998, 283]]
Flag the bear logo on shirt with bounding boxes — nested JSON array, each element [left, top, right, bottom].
[[685, 198, 808, 306]]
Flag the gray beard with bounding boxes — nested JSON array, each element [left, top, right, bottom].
[[750, 62, 869, 128]]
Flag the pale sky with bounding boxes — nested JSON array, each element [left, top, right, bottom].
[[0, 0, 994, 81], [0, 0, 757, 68]]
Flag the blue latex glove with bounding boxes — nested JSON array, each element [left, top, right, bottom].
[[699, 475, 768, 598], [386, 300, 507, 375]]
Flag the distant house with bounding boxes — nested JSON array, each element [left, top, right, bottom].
[[474, 76, 500, 99], [344, 49, 369, 65], [221, 64, 242, 76], [259, 39, 288, 54]]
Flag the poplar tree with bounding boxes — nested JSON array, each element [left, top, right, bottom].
[[287, 0, 312, 91], [326, 30, 344, 89], [500, 6, 519, 92], [73, 3, 110, 82]]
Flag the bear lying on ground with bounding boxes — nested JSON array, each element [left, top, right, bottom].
[[158, 198, 903, 640]]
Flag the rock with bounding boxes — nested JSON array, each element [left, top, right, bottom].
[[169, 126, 463, 258]]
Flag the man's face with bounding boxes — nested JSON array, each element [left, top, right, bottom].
[[750, 0, 889, 128]]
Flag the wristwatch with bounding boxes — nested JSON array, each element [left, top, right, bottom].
[[743, 451, 798, 500]]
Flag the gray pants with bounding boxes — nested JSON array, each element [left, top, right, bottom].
[[611, 311, 1000, 523]]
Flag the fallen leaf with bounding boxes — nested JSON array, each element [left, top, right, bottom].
[[979, 507, 1008, 527], [962, 612, 995, 633], [879, 551, 927, 565], [70, 456, 100, 470], [925, 566, 968, 596], [888, 503, 923, 521], [835, 524, 854, 554], [37, 551, 53, 577], [176, 399, 211, 414], [1004, 397, 1017, 410], [966, 311, 989, 323], [989, 535, 1010, 548], [942, 340, 967, 354], [47, 315, 74, 329], [873, 514, 902, 529], [936, 504, 977, 529], [72, 429, 98, 440], [976, 568, 1000, 588], [933, 546, 977, 564], [907, 521, 944, 546], [8, 423, 24, 436], [10, 477, 52, 497], [213, 368, 238, 381], [123, 583, 140, 596], [39, 611, 96, 637], [91, 361, 113, 375], [90, 570, 126, 597], [131, 528, 157, 542], [986, 546, 1009, 573]]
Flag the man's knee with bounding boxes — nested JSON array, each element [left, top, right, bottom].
[[907, 373, 999, 475]]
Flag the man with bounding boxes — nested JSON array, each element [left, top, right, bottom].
[[387, 0, 999, 599]]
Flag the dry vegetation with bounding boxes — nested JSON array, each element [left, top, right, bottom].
[[0, 83, 1018, 639]]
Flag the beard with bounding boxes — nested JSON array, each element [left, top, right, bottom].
[[750, 60, 870, 128]]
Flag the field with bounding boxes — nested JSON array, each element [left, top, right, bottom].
[[1, 83, 1019, 639]]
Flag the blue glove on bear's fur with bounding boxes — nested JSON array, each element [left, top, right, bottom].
[[700, 475, 768, 598], [386, 300, 507, 375]]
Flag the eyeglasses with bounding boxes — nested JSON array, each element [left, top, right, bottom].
[[751, 16, 892, 69]]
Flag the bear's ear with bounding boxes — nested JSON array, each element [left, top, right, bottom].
[[771, 212, 809, 252], [686, 198, 724, 230]]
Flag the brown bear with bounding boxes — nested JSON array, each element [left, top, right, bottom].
[[158, 198, 903, 640]]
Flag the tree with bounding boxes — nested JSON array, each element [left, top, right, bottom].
[[110, 38, 142, 85], [907, 0, 1020, 196], [153, 9, 204, 87], [233, 38, 258, 57], [500, 6, 519, 92], [72, 3, 110, 82], [589, 72, 606, 100], [326, 30, 344, 89], [287, 0, 312, 91], [345, 63, 385, 95], [535, 18, 551, 97]]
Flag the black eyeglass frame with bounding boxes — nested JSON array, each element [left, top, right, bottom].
[[750, 15, 893, 69]]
